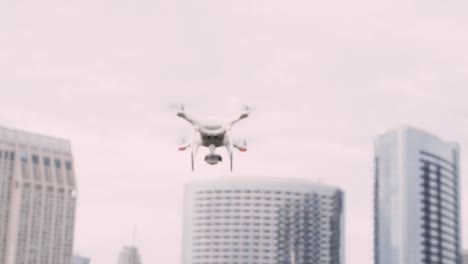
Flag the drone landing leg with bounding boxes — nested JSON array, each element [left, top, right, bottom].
[[191, 153, 194, 171], [191, 143, 199, 172], [230, 153, 233, 172]]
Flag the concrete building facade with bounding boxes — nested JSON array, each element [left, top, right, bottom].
[[374, 127, 461, 264], [182, 177, 344, 264], [0, 127, 77, 264]]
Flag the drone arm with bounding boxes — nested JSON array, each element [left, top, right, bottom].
[[191, 143, 200, 171], [177, 111, 201, 127], [223, 132, 235, 172], [224, 110, 249, 129], [178, 141, 191, 151], [234, 140, 247, 152]]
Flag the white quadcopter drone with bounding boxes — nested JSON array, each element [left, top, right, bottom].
[[176, 105, 250, 171]]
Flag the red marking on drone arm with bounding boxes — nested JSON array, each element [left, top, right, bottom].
[[240, 148, 247, 152]]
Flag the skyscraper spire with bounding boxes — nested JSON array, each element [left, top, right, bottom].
[[118, 227, 142, 264]]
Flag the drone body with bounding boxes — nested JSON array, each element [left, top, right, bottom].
[[176, 105, 249, 171]]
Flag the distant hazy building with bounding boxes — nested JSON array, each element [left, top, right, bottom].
[[73, 255, 90, 264], [118, 246, 142, 264], [374, 127, 461, 264], [463, 250, 468, 264], [182, 177, 344, 264], [0, 126, 77, 264]]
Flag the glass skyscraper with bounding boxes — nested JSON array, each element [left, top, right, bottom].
[[182, 177, 344, 264], [374, 127, 461, 264], [0, 126, 77, 264]]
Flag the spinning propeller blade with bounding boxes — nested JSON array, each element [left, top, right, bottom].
[[234, 139, 248, 152], [178, 140, 191, 151]]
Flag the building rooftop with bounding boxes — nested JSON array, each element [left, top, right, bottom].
[[0, 126, 71, 153], [187, 175, 343, 194], [377, 125, 457, 144]]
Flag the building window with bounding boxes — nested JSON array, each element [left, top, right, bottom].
[[32, 155, 41, 181], [44, 157, 52, 182], [20, 153, 30, 179], [20, 152, 28, 162], [32, 155, 39, 164], [65, 161, 74, 186]]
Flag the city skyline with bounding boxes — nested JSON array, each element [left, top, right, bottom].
[[2, 0, 468, 262], [0, 124, 464, 263], [0, 101, 463, 264]]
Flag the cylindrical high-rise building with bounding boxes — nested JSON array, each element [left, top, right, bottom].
[[0, 126, 77, 264], [374, 126, 461, 264], [182, 177, 344, 264]]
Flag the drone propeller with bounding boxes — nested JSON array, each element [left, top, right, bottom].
[[241, 104, 256, 113], [234, 139, 247, 152], [167, 103, 185, 112], [177, 104, 184, 112], [178, 137, 188, 144], [178, 137, 191, 151]]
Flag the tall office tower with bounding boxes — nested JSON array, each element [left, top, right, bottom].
[[0, 126, 77, 264], [118, 246, 142, 264], [73, 255, 90, 264], [182, 177, 344, 264], [374, 127, 461, 264]]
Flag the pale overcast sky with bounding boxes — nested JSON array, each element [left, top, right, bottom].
[[1, 0, 468, 263]]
